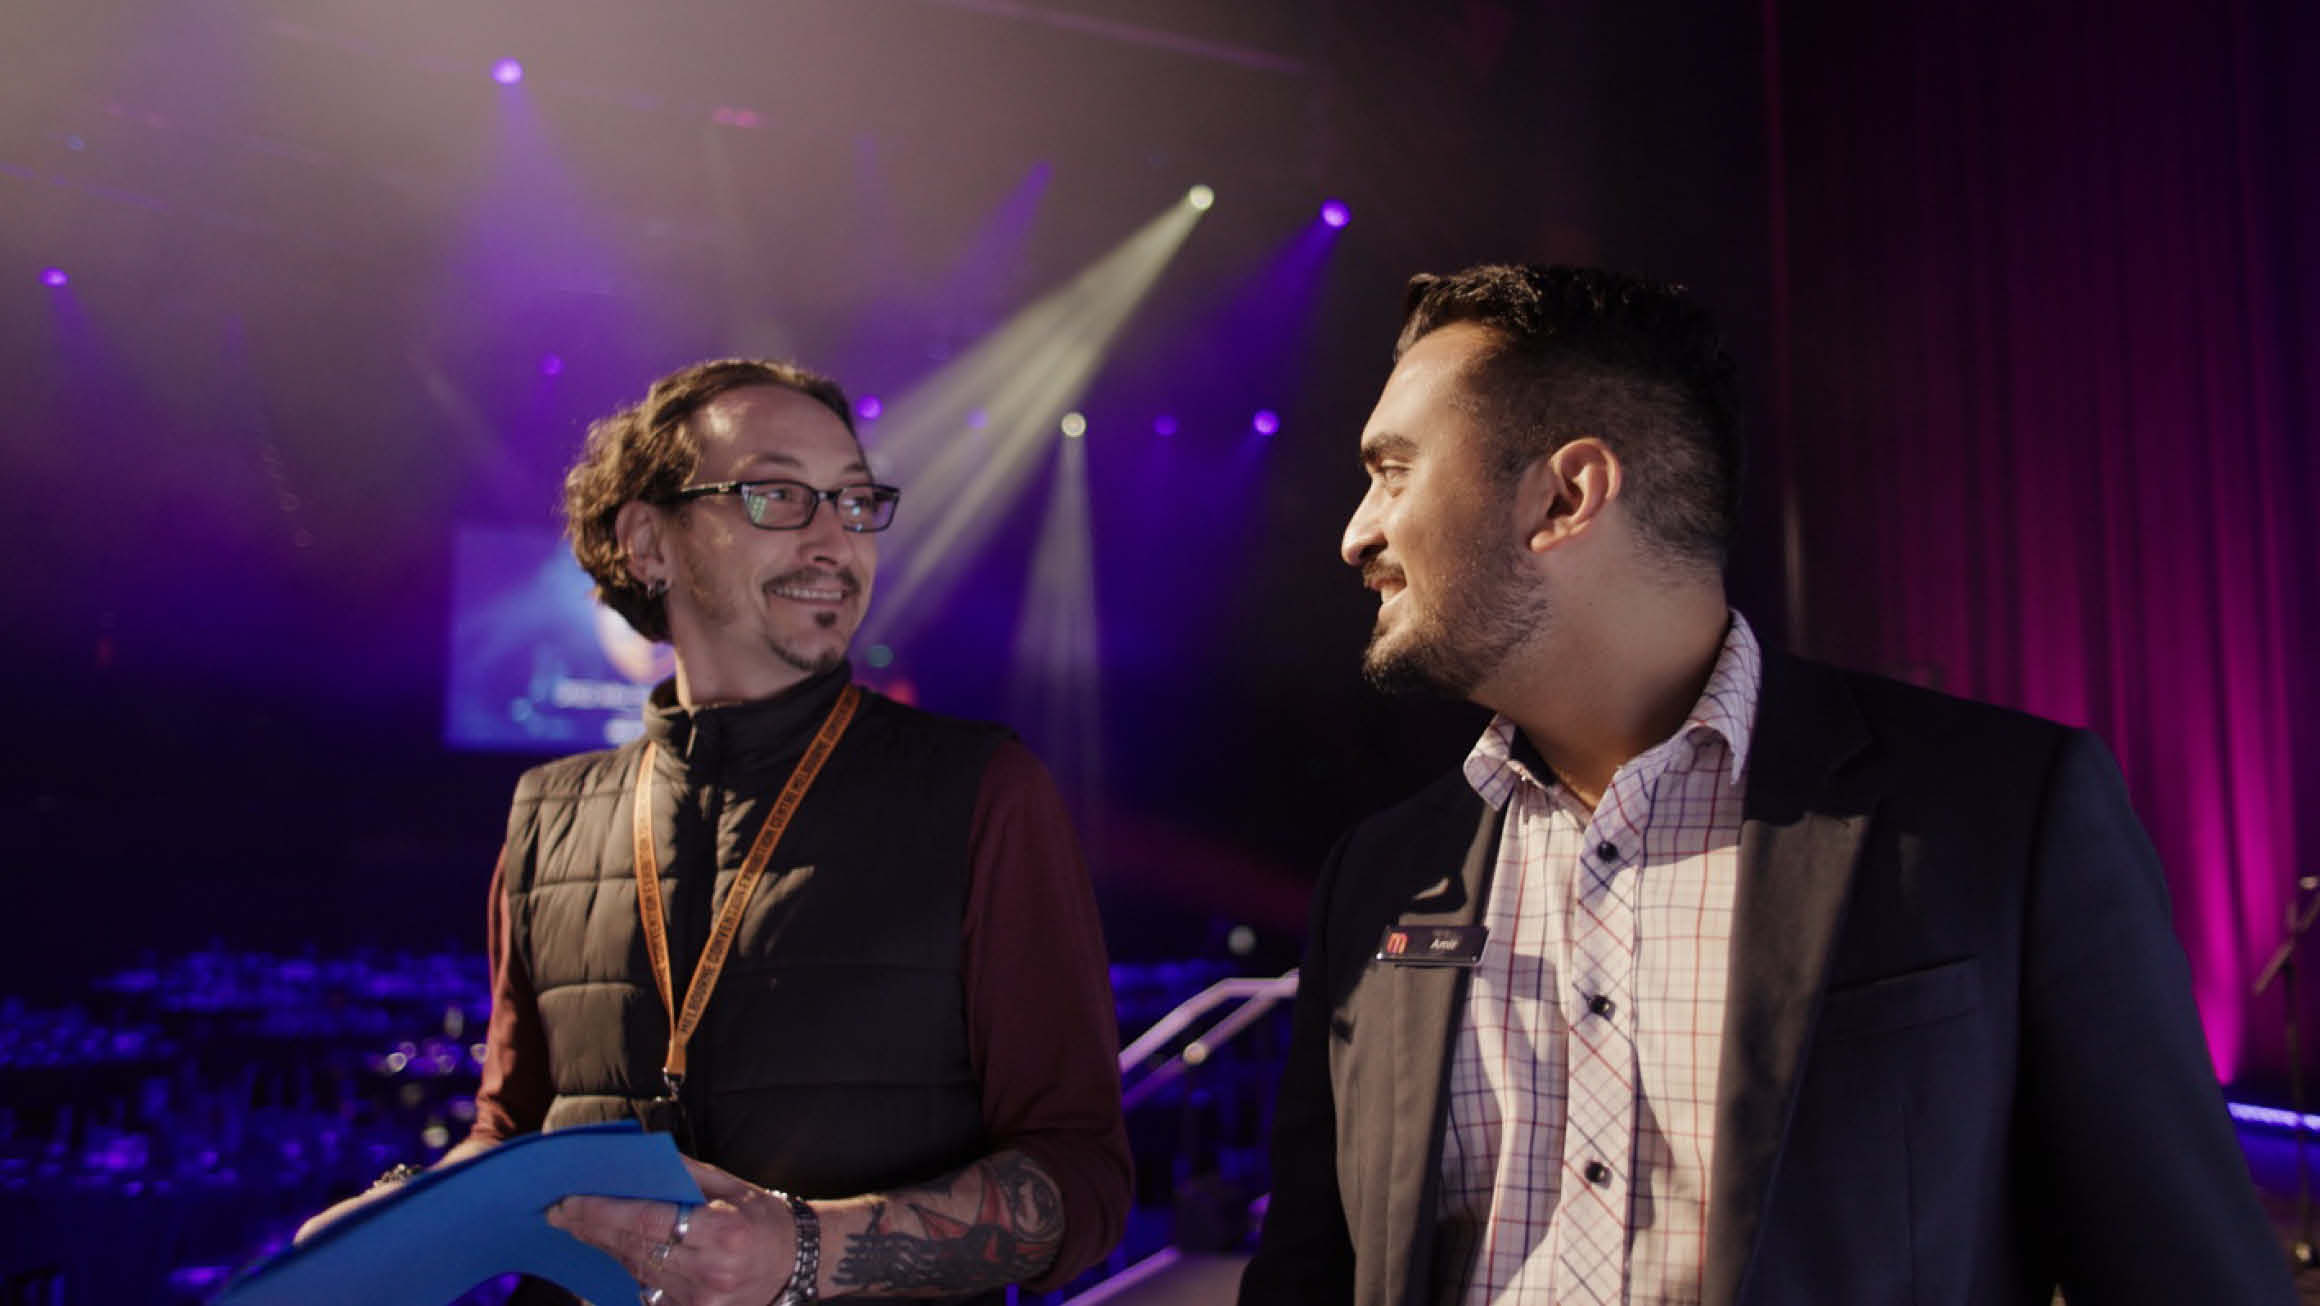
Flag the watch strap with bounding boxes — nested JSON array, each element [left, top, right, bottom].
[[771, 1190, 818, 1305]]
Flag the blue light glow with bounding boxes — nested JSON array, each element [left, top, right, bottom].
[[2228, 1100, 2319, 1131]]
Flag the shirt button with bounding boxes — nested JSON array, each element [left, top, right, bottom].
[[1595, 841, 1620, 863], [1588, 994, 1616, 1019], [1584, 1160, 1612, 1186]]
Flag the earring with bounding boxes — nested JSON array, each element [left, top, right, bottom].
[[647, 577, 670, 598]]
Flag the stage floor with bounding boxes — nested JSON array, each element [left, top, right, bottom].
[[2240, 1124, 2320, 1301]]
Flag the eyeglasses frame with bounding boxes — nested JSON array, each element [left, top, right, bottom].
[[659, 478, 902, 533]]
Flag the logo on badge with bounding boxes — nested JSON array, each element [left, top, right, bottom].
[[1374, 923, 1488, 967]]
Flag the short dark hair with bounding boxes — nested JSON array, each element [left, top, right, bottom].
[[563, 358, 857, 641], [1395, 264, 1742, 568]]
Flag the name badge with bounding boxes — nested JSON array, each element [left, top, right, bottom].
[[1375, 924, 1488, 967]]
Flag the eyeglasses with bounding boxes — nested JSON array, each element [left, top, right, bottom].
[[662, 479, 902, 532]]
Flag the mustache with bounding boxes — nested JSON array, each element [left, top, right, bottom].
[[1361, 559, 1404, 591], [765, 566, 864, 595]]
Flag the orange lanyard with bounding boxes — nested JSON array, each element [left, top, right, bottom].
[[629, 684, 860, 1094]]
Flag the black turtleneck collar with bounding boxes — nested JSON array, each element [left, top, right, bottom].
[[643, 661, 854, 769]]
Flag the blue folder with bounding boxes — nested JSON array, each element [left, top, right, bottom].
[[217, 1122, 704, 1306]]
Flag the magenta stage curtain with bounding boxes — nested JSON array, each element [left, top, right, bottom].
[[1763, 0, 2320, 1088]]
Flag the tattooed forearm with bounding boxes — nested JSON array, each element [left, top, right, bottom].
[[991, 1150, 1064, 1244], [828, 1151, 1065, 1295]]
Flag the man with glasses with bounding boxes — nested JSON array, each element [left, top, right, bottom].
[[308, 359, 1129, 1306]]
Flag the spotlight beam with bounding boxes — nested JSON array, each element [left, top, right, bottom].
[[858, 195, 1206, 649], [870, 197, 1205, 480], [1009, 432, 1103, 808]]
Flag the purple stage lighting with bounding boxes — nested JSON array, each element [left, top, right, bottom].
[[857, 395, 883, 421], [491, 59, 524, 86], [1252, 409, 1281, 436], [537, 353, 564, 377], [39, 267, 68, 287], [1153, 415, 1179, 436], [1320, 200, 1351, 228]]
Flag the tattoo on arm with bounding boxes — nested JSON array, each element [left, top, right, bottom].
[[830, 1151, 1066, 1294]]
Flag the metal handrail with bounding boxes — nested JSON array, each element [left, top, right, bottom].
[[1118, 970, 1297, 1111]]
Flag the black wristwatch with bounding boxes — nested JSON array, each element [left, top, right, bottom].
[[770, 1190, 818, 1305]]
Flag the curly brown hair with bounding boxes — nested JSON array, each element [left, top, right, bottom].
[[562, 358, 857, 641]]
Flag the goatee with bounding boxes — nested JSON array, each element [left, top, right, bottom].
[[1361, 622, 1492, 698], [1357, 552, 1547, 700]]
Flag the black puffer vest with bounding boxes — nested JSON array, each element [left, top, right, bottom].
[[500, 666, 1007, 1198]]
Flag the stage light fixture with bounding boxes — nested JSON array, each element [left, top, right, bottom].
[[1321, 200, 1351, 228], [537, 353, 563, 377], [1060, 412, 1088, 439], [858, 395, 884, 420], [491, 59, 524, 86], [1253, 409, 1281, 435], [39, 267, 67, 287], [1153, 415, 1178, 436], [1187, 185, 1216, 211]]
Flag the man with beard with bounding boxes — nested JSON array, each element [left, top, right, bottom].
[[303, 359, 1129, 1306], [1238, 266, 2287, 1306]]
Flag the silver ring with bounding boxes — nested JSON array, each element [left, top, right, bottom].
[[640, 1287, 666, 1306], [647, 1240, 673, 1269], [669, 1204, 693, 1246]]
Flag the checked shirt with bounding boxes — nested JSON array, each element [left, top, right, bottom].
[[1436, 613, 1761, 1305]]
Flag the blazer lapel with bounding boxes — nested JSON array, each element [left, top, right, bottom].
[[1701, 654, 1877, 1306], [1381, 800, 1505, 1306]]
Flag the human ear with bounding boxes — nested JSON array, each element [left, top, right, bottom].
[[1524, 438, 1620, 552], [614, 500, 668, 587]]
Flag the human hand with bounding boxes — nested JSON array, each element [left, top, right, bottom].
[[294, 1185, 396, 1245], [298, 1137, 508, 1246], [545, 1157, 799, 1306]]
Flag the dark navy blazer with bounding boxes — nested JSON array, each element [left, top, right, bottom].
[[1241, 652, 2292, 1306]]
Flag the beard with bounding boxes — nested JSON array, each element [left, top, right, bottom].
[[680, 550, 860, 677], [766, 630, 848, 677], [1361, 526, 1547, 699]]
